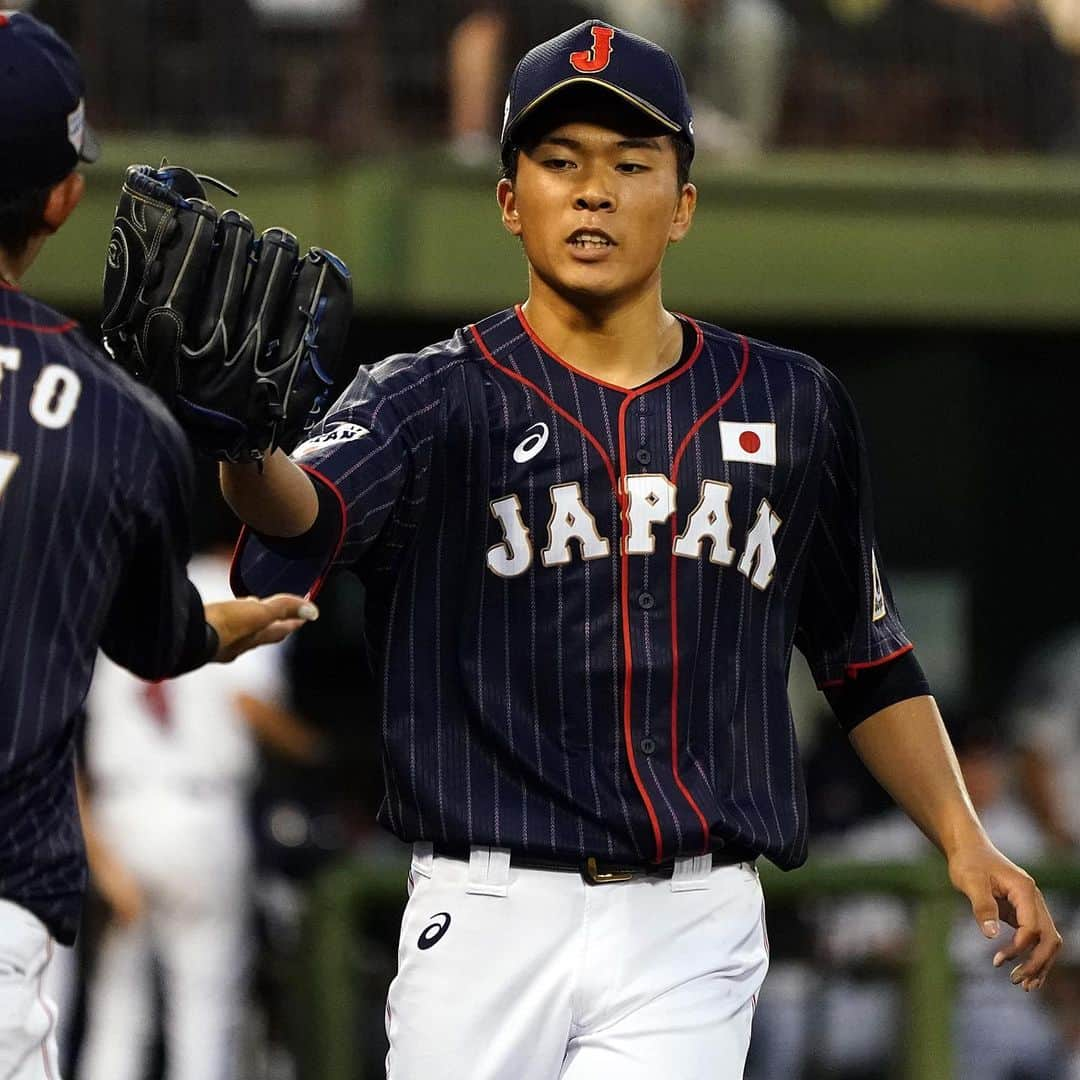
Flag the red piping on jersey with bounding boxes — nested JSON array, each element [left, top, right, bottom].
[[0, 280, 19, 291], [228, 463, 347, 603], [296, 463, 348, 600], [473, 316, 726, 863], [667, 333, 752, 854], [469, 322, 619, 491], [229, 529, 249, 597], [0, 316, 77, 334], [817, 642, 915, 688], [472, 320, 665, 858], [612, 319, 707, 861], [516, 303, 706, 395]]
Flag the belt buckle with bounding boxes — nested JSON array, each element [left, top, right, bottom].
[[584, 856, 635, 884]]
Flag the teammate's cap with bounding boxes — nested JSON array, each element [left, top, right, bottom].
[[0, 11, 100, 189], [500, 20, 694, 166]]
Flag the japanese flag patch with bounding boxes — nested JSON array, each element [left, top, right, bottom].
[[719, 421, 776, 466]]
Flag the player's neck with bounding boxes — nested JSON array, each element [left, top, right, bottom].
[[521, 282, 682, 390], [0, 248, 21, 288], [0, 238, 42, 287]]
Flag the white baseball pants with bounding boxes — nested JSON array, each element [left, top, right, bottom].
[[0, 900, 61, 1080], [77, 792, 251, 1080], [385, 844, 769, 1080]]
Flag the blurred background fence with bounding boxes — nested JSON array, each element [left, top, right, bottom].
[[19, 0, 1080, 154], [11, 0, 1080, 1078]]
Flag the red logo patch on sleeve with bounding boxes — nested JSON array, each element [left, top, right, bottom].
[[570, 26, 615, 73]]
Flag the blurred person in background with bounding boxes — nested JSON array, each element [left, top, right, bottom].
[[76, 545, 322, 1080], [1009, 627, 1080, 1078], [782, 0, 1079, 150], [599, 0, 794, 154], [447, 1, 591, 164], [1010, 628, 1080, 850], [447, 0, 793, 161], [749, 719, 1066, 1079]]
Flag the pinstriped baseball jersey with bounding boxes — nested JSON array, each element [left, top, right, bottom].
[[234, 305, 912, 868], [0, 283, 205, 943]]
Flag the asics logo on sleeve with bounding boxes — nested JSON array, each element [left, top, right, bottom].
[[513, 422, 549, 464]]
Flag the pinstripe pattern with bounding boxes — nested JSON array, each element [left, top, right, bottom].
[[1, 287, 201, 943], [236, 307, 911, 868]]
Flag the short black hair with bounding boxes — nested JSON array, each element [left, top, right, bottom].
[[0, 185, 52, 259], [501, 134, 693, 189], [500, 85, 694, 190]]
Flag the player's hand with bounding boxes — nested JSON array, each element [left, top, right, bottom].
[[204, 594, 319, 663], [948, 841, 1062, 991]]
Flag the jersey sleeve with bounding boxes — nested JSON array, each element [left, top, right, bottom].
[[232, 353, 442, 599], [794, 367, 913, 688], [99, 402, 212, 680]]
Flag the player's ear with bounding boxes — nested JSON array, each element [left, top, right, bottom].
[[41, 171, 86, 235], [497, 178, 523, 238], [668, 182, 697, 245]]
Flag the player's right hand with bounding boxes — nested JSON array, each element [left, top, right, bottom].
[[204, 594, 319, 663]]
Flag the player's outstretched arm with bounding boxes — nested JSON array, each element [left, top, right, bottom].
[[204, 592, 319, 662], [220, 450, 320, 538], [849, 695, 1063, 991]]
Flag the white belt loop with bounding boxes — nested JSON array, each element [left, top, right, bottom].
[[670, 852, 713, 892], [466, 845, 511, 897], [412, 841, 434, 877]]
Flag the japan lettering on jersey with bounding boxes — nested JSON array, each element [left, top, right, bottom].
[[235, 306, 911, 869]]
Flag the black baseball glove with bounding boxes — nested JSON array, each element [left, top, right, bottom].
[[101, 163, 354, 463]]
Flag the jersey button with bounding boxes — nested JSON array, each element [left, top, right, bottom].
[[639, 737, 657, 756], [637, 591, 655, 610], [635, 448, 652, 466]]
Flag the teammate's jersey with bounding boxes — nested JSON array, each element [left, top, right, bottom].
[[0, 283, 205, 942], [85, 554, 285, 790], [235, 306, 912, 868]]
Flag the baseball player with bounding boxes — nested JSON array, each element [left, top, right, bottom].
[[77, 547, 302, 1080], [0, 14, 317, 1079], [215, 20, 1060, 1079]]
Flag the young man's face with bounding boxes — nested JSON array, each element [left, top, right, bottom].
[[498, 99, 696, 308]]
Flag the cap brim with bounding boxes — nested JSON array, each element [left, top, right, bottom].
[[507, 77, 682, 143], [78, 123, 100, 165]]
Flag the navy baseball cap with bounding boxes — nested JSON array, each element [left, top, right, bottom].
[[500, 20, 694, 166], [0, 10, 100, 189]]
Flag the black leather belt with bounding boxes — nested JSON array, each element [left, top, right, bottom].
[[432, 843, 755, 885]]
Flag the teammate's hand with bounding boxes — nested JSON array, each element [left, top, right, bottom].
[[948, 842, 1062, 991], [204, 594, 318, 663]]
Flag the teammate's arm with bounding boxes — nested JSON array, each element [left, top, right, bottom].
[[220, 450, 319, 538], [849, 695, 1062, 991], [204, 594, 318, 663], [104, 400, 318, 676]]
